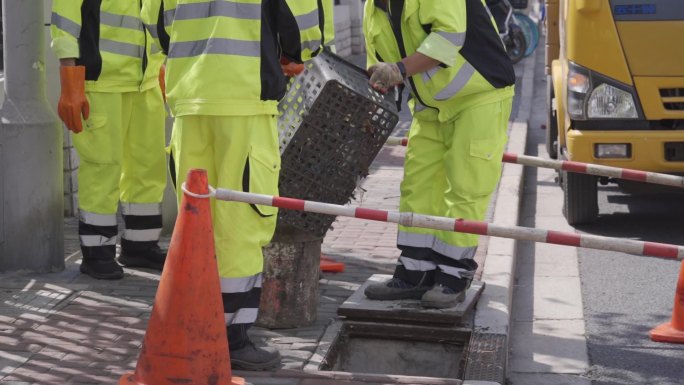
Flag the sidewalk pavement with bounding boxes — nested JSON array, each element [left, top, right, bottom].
[[0, 54, 533, 385]]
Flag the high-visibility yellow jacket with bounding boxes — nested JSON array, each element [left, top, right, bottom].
[[141, 0, 324, 117], [320, 0, 336, 50], [51, 0, 164, 93], [364, 0, 515, 122]]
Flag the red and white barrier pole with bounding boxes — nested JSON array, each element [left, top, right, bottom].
[[386, 136, 684, 189], [211, 188, 684, 260]]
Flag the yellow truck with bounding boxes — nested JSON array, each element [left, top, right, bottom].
[[546, 0, 684, 224]]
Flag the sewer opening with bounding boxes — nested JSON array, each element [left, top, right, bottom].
[[319, 321, 471, 379]]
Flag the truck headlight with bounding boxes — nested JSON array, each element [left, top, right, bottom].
[[566, 62, 641, 120], [587, 84, 638, 119]]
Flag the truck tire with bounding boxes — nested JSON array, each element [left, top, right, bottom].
[[546, 75, 559, 159], [562, 170, 599, 225]]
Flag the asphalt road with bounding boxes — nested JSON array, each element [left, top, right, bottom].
[[525, 51, 684, 384]]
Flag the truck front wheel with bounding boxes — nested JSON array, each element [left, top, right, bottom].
[[562, 170, 599, 225]]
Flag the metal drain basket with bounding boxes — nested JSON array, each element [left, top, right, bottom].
[[277, 50, 399, 237]]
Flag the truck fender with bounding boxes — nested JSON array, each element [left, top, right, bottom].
[[551, 59, 567, 151]]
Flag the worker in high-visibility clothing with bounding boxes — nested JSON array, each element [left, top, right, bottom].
[[142, 0, 325, 370], [51, 1, 168, 280], [363, 0, 516, 308]]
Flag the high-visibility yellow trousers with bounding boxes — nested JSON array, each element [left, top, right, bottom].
[[170, 115, 280, 329], [75, 87, 167, 261], [395, 97, 513, 288]]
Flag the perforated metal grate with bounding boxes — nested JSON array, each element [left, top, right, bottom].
[[277, 50, 399, 237], [462, 331, 507, 383]]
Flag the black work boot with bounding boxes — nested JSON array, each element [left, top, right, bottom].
[[364, 277, 432, 300], [421, 280, 471, 309], [230, 341, 281, 371], [78, 212, 123, 279], [80, 258, 124, 280], [228, 323, 280, 371], [118, 244, 167, 271]]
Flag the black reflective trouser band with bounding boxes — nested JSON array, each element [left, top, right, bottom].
[[121, 213, 162, 253], [79, 220, 117, 262], [121, 202, 163, 253], [224, 287, 261, 350], [432, 252, 478, 291], [393, 246, 437, 287], [222, 274, 262, 350]]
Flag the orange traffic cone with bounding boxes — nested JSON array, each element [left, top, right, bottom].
[[650, 260, 684, 344], [320, 254, 345, 273], [120, 169, 244, 385]]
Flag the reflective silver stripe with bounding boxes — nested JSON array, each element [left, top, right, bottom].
[[51, 12, 81, 38], [164, 9, 175, 26], [434, 62, 475, 100], [436, 31, 465, 47], [224, 308, 258, 325], [421, 66, 439, 84], [80, 235, 117, 247], [122, 228, 162, 242], [121, 202, 162, 216], [144, 24, 159, 39], [100, 38, 144, 58], [433, 239, 477, 260], [79, 210, 117, 227], [399, 231, 477, 260], [302, 40, 321, 53], [296, 9, 319, 30], [220, 274, 262, 293], [438, 264, 475, 279], [414, 103, 427, 112], [399, 256, 436, 272], [397, 231, 435, 248], [173, 1, 261, 21], [168, 38, 261, 58], [326, 38, 336, 46], [100, 11, 142, 31]]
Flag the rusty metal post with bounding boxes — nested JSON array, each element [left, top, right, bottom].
[[0, 0, 64, 272]]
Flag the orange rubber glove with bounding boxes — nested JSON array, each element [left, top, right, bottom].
[[57, 65, 89, 133], [280, 57, 305, 77], [159, 64, 166, 102]]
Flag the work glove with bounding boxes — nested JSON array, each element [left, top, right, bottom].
[[280, 57, 305, 77], [159, 64, 166, 102], [57, 65, 89, 134], [368, 62, 404, 94]]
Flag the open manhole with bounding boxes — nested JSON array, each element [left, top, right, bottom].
[[304, 274, 506, 383], [315, 320, 470, 378]]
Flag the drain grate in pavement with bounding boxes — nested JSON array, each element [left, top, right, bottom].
[[463, 331, 506, 383]]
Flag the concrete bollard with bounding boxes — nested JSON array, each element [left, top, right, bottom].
[[257, 224, 322, 329]]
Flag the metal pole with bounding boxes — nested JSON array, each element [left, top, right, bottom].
[[0, 0, 64, 272]]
